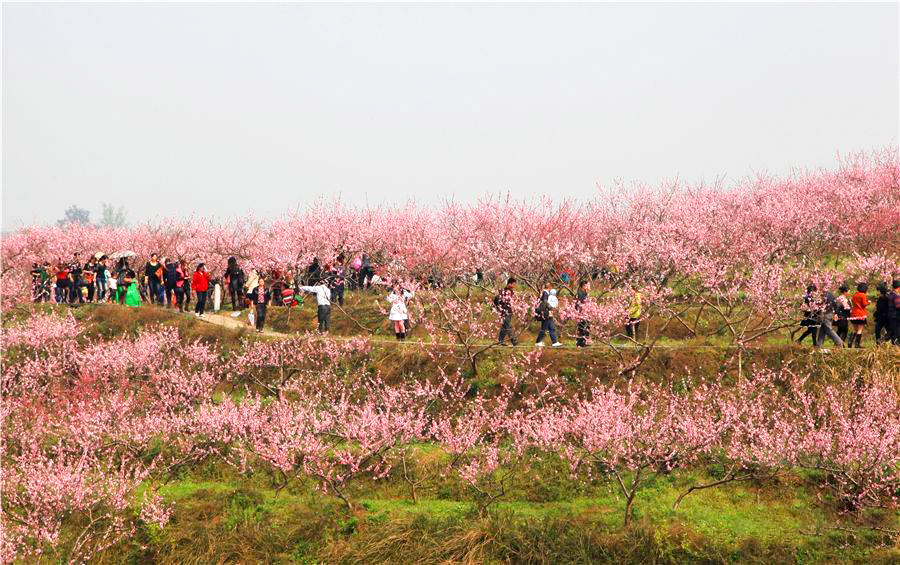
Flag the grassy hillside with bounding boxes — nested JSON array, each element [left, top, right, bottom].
[[5, 303, 899, 564]]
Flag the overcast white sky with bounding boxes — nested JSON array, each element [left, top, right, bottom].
[[2, 2, 898, 229]]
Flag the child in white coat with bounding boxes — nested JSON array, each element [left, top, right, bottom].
[[387, 284, 414, 340]]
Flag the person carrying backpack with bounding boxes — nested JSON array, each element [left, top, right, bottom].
[[164, 258, 182, 308], [494, 277, 517, 346], [535, 285, 562, 347]]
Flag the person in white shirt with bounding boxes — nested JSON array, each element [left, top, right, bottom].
[[299, 282, 332, 333], [387, 284, 414, 340]]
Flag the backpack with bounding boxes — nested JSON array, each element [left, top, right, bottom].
[[534, 293, 550, 321], [231, 268, 245, 289], [492, 293, 502, 310], [165, 263, 179, 286]]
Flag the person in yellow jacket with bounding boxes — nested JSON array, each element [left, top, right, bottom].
[[626, 290, 641, 339]]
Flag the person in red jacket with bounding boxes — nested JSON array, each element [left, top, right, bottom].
[[848, 282, 870, 348], [191, 263, 211, 317]]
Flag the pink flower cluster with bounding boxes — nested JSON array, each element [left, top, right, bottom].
[[1, 149, 897, 310]]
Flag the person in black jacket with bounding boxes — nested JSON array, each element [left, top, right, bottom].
[[247, 278, 271, 333], [795, 284, 819, 345], [306, 257, 321, 286], [888, 280, 900, 345], [575, 280, 590, 347], [163, 258, 180, 308], [68, 252, 83, 304], [144, 253, 164, 305], [494, 277, 517, 346], [225, 257, 246, 310], [874, 283, 890, 344]]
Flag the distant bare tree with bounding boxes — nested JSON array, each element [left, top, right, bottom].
[[99, 203, 128, 228], [57, 205, 91, 227]]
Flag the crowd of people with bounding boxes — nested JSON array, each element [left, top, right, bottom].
[[795, 281, 900, 347], [28, 252, 900, 347], [28, 252, 408, 335]]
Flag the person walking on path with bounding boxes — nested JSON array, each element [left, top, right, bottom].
[[95, 256, 109, 303], [359, 254, 374, 290], [535, 285, 562, 347], [874, 283, 890, 345], [887, 280, 900, 345], [387, 283, 414, 340], [225, 257, 246, 310], [163, 258, 178, 307], [169, 260, 187, 311], [67, 253, 83, 304], [247, 278, 271, 333], [494, 277, 517, 346], [834, 285, 851, 343], [815, 288, 844, 348], [847, 283, 870, 348], [299, 280, 332, 333], [180, 260, 192, 309], [575, 280, 590, 347], [192, 263, 211, 317], [330, 256, 346, 306], [116, 259, 137, 305], [795, 284, 819, 345], [54, 262, 69, 304], [82, 256, 97, 302], [144, 253, 165, 305]]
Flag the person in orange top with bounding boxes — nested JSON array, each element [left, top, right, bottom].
[[848, 282, 870, 348]]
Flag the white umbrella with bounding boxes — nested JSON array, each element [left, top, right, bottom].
[[110, 250, 137, 259]]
